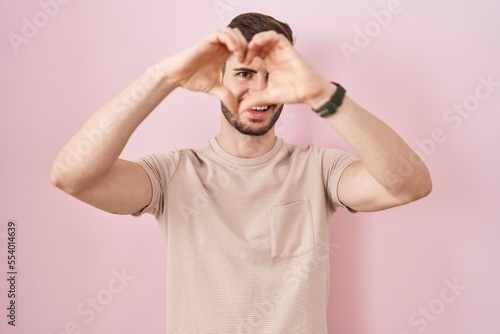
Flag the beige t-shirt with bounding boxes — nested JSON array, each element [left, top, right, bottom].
[[135, 137, 357, 334]]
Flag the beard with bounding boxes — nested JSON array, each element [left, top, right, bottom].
[[220, 102, 284, 136]]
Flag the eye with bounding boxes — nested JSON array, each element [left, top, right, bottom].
[[237, 71, 253, 79]]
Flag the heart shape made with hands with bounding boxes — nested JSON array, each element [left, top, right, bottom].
[[212, 30, 328, 114]]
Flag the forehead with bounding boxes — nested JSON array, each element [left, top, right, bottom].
[[225, 55, 267, 72]]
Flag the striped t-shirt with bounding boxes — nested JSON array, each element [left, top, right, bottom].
[[135, 137, 357, 333]]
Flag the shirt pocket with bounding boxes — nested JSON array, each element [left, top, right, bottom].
[[270, 200, 314, 258]]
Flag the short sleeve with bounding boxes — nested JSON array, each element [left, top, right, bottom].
[[312, 144, 359, 211], [132, 151, 180, 219]]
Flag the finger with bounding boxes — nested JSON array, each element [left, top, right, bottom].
[[230, 28, 248, 63], [213, 27, 247, 62], [238, 89, 276, 113], [244, 30, 282, 64], [210, 84, 239, 114]]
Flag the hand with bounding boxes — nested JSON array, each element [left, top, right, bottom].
[[238, 30, 334, 112], [160, 27, 248, 113]]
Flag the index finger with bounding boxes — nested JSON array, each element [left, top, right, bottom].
[[211, 27, 248, 63], [244, 30, 285, 64]]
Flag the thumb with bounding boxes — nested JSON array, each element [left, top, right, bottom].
[[209, 85, 239, 114], [238, 90, 274, 113]]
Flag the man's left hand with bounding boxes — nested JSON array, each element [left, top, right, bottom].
[[238, 30, 335, 112]]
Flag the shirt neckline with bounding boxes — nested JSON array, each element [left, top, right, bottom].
[[209, 137, 283, 167]]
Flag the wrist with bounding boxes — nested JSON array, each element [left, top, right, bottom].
[[153, 57, 184, 88], [311, 82, 346, 118], [306, 80, 338, 110]]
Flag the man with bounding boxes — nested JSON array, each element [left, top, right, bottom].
[[50, 12, 431, 334]]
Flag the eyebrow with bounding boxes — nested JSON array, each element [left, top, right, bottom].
[[232, 67, 257, 73]]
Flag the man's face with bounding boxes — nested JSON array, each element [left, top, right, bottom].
[[220, 56, 283, 136]]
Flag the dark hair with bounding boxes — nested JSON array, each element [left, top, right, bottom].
[[227, 12, 294, 45]]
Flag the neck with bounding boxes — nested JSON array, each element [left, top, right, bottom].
[[215, 127, 277, 158]]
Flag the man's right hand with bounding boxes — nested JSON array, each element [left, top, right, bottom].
[[50, 27, 249, 215], [160, 27, 248, 113]]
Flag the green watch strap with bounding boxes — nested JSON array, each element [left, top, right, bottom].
[[313, 82, 346, 117]]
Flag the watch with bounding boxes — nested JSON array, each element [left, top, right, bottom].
[[312, 82, 346, 117]]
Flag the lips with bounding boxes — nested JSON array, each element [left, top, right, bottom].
[[247, 105, 274, 118]]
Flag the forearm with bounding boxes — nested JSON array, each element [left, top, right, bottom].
[[322, 93, 431, 200], [50, 60, 177, 192], [235, 30, 431, 206]]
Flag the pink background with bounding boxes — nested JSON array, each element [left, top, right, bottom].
[[1, 0, 499, 333]]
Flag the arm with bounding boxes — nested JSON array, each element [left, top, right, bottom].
[[322, 90, 432, 212], [50, 28, 248, 214], [49, 66, 175, 215], [239, 31, 432, 212]]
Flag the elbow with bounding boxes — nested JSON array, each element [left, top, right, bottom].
[[413, 177, 432, 201], [418, 167, 433, 198], [49, 164, 84, 196], [388, 166, 432, 205], [404, 171, 433, 203]]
